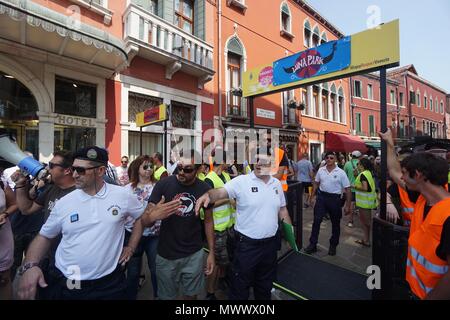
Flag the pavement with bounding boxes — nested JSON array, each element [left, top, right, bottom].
[[137, 204, 373, 300]]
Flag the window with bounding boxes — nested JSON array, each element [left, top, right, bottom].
[[55, 76, 96, 118], [227, 51, 243, 116], [313, 86, 319, 117], [301, 88, 307, 115], [320, 32, 327, 45], [423, 120, 426, 135], [409, 90, 416, 104], [310, 143, 321, 167], [424, 96, 427, 109], [441, 101, 444, 114], [399, 120, 405, 137], [171, 101, 196, 129], [412, 118, 416, 135], [303, 20, 311, 47], [54, 127, 96, 153], [430, 97, 433, 111], [399, 92, 404, 106], [390, 90, 396, 105], [281, 3, 291, 33], [128, 92, 163, 123], [354, 80, 362, 98], [133, 0, 158, 14], [355, 113, 362, 134], [436, 99, 439, 113], [282, 90, 294, 124], [312, 26, 320, 47], [174, 0, 194, 34], [367, 84, 373, 100], [322, 85, 329, 120], [338, 87, 344, 123], [416, 91, 421, 107], [368, 115, 375, 136]]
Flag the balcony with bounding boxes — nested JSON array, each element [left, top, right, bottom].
[[226, 91, 248, 120], [123, 4, 214, 88]]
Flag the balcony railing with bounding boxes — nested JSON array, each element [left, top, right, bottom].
[[226, 91, 247, 118], [123, 4, 214, 84]]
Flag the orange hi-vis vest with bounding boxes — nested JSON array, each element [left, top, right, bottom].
[[398, 185, 414, 226], [271, 148, 288, 192], [406, 195, 450, 299]]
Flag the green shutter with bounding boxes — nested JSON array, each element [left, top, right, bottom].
[[356, 114, 362, 133], [194, 0, 205, 40]]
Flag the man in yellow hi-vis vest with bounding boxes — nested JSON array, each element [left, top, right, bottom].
[[152, 152, 168, 181], [203, 154, 235, 300]]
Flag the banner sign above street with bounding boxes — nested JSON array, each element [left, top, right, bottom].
[[273, 37, 351, 86], [136, 103, 167, 127], [242, 19, 400, 97]]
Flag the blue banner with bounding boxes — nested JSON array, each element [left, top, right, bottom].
[[273, 36, 351, 86]]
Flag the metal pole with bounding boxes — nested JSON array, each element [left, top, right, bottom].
[[249, 97, 254, 129], [139, 126, 143, 156], [380, 68, 387, 220], [164, 120, 168, 168]]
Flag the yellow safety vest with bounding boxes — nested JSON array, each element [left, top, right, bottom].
[[221, 171, 236, 227], [197, 172, 206, 181], [355, 170, 378, 209], [245, 164, 252, 174], [154, 166, 167, 181], [206, 171, 234, 232]]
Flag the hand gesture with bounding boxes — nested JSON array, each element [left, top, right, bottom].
[[0, 213, 7, 226], [386, 203, 400, 224], [378, 128, 394, 147], [17, 267, 47, 300], [195, 192, 211, 216], [145, 196, 181, 222]]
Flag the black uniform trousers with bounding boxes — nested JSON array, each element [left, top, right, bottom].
[[309, 190, 343, 247], [229, 231, 278, 300]]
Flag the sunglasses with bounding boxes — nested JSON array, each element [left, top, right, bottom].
[[121, 161, 128, 164], [326, 156, 335, 160], [71, 165, 103, 175], [143, 164, 153, 171], [177, 166, 195, 173], [48, 162, 66, 170]]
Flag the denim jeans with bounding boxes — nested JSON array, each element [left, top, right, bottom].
[[124, 231, 159, 300]]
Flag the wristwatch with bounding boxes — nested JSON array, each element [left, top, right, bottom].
[[17, 262, 40, 276]]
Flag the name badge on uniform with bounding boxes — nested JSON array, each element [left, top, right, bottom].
[[251, 187, 258, 192], [70, 213, 79, 223]]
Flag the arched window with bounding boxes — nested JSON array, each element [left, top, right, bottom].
[[424, 93, 427, 109], [416, 90, 420, 107], [338, 87, 345, 123], [430, 96, 433, 111], [320, 32, 327, 45], [280, 2, 291, 33], [441, 101, 444, 114], [226, 37, 245, 117], [312, 25, 320, 47], [303, 19, 311, 47], [321, 83, 329, 120], [330, 84, 337, 121], [435, 98, 439, 113]]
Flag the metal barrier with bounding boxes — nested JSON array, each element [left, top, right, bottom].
[[285, 181, 304, 249]]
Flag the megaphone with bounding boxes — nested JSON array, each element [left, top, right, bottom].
[[0, 134, 47, 179]]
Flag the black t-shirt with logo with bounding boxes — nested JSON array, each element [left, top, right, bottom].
[[149, 175, 211, 260], [35, 184, 76, 221]]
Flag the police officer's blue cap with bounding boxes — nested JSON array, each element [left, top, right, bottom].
[[74, 146, 108, 165]]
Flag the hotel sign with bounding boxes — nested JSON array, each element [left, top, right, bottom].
[[56, 114, 97, 128]]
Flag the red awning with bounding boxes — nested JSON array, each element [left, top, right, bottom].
[[325, 132, 368, 153]]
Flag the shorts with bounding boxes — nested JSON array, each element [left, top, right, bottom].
[[214, 229, 232, 266], [301, 182, 312, 193], [156, 249, 205, 300]]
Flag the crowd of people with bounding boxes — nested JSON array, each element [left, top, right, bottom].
[[0, 130, 449, 300]]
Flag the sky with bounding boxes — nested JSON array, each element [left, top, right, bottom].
[[306, 0, 450, 92]]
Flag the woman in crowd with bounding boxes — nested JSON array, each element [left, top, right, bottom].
[[124, 155, 159, 299], [0, 175, 18, 300]]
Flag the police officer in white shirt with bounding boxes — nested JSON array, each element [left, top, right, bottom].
[[17, 146, 146, 300], [304, 151, 351, 256], [196, 148, 293, 300]]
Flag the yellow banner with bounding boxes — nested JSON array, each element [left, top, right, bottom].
[[242, 20, 400, 97], [136, 104, 167, 127]]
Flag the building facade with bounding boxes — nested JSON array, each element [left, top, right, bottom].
[[352, 65, 448, 144], [0, 0, 128, 162], [214, 0, 351, 165]]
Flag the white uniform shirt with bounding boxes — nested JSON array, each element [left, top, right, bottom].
[[2, 166, 19, 189], [315, 165, 350, 195], [40, 183, 145, 280], [224, 172, 286, 239]]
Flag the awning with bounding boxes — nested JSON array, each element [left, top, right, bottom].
[[325, 131, 368, 153], [0, 0, 128, 72]]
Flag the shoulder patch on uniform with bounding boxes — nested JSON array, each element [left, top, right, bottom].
[[70, 213, 79, 223]]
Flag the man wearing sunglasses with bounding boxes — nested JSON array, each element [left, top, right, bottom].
[[196, 149, 292, 300], [305, 151, 351, 256], [18, 146, 146, 300], [141, 149, 215, 300]]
